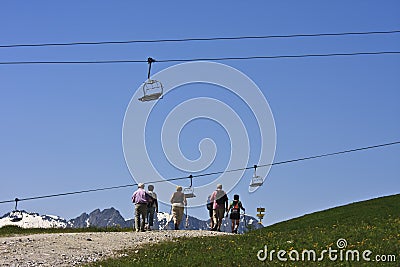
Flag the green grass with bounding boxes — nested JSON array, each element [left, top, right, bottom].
[[0, 225, 130, 237], [89, 194, 400, 266]]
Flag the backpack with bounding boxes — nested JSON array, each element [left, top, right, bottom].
[[215, 191, 227, 205], [230, 201, 241, 213], [145, 192, 155, 207]]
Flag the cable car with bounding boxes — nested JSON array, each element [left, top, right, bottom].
[[10, 198, 23, 222], [183, 175, 196, 198], [250, 165, 263, 187], [138, 57, 163, 102], [139, 80, 163, 102], [183, 187, 195, 198], [10, 211, 23, 222]]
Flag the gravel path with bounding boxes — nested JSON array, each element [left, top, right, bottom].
[[0, 230, 229, 266]]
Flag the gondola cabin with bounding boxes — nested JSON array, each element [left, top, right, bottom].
[[138, 79, 163, 102], [183, 186, 196, 198], [250, 165, 263, 187]]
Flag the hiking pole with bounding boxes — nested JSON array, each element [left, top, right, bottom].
[[241, 212, 247, 233], [162, 206, 173, 230], [185, 205, 189, 229]]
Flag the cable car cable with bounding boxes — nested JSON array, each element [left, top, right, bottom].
[[0, 140, 398, 205], [0, 51, 399, 65], [0, 30, 399, 48]]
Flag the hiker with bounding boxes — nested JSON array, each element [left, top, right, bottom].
[[210, 184, 228, 231], [170, 186, 187, 230], [206, 195, 214, 230], [146, 184, 158, 230], [131, 183, 149, 232], [227, 194, 245, 233]]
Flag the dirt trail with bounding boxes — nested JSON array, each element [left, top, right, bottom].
[[0, 230, 228, 266]]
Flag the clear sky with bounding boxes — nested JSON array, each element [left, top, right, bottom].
[[0, 1, 399, 225]]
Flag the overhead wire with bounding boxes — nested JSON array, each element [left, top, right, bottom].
[[1, 30, 398, 206], [156, 51, 400, 63], [0, 30, 399, 48], [0, 51, 399, 65], [0, 140, 399, 205]]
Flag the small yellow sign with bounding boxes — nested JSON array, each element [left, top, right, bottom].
[[256, 207, 266, 224]]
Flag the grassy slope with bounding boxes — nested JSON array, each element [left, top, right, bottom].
[[91, 194, 399, 266]]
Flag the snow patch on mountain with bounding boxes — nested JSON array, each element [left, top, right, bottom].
[[0, 208, 263, 233], [0, 211, 67, 228]]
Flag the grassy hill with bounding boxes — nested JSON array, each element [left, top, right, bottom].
[[91, 194, 399, 266]]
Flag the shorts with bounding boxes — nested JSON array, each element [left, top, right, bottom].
[[172, 206, 184, 223], [230, 212, 240, 220], [213, 208, 225, 220]]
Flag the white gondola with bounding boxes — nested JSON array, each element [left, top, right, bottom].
[[250, 175, 264, 187], [183, 175, 196, 198], [250, 165, 264, 187], [10, 211, 23, 222], [138, 57, 163, 102], [138, 79, 163, 102], [10, 198, 23, 222], [183, 187, 196, 198]]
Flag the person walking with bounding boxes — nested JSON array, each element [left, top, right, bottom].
[[131, 183, 149, 232], [206, 195, 214, 230], [227, 194, 245, 233], [146, 184, 158, 230], [170, 186, 187, 230], [210, 184, 228, 231]]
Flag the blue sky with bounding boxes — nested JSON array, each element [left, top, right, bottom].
[[0, 1, 399, 225]]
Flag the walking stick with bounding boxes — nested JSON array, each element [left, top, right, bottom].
[[162, 206, 173, 230], [185, 205, 189, 229]]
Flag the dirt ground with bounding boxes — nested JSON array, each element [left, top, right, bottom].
[[0, 230, 228, 266]]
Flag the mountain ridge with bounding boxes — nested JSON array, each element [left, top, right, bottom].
[[0, 207, 262, 233]]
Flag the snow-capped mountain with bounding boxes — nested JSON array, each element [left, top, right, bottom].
[[154, 212, 261, 233], [153, 211, 209, 231], [0, 208, 263, 233], [0, 210, 67, 228]]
